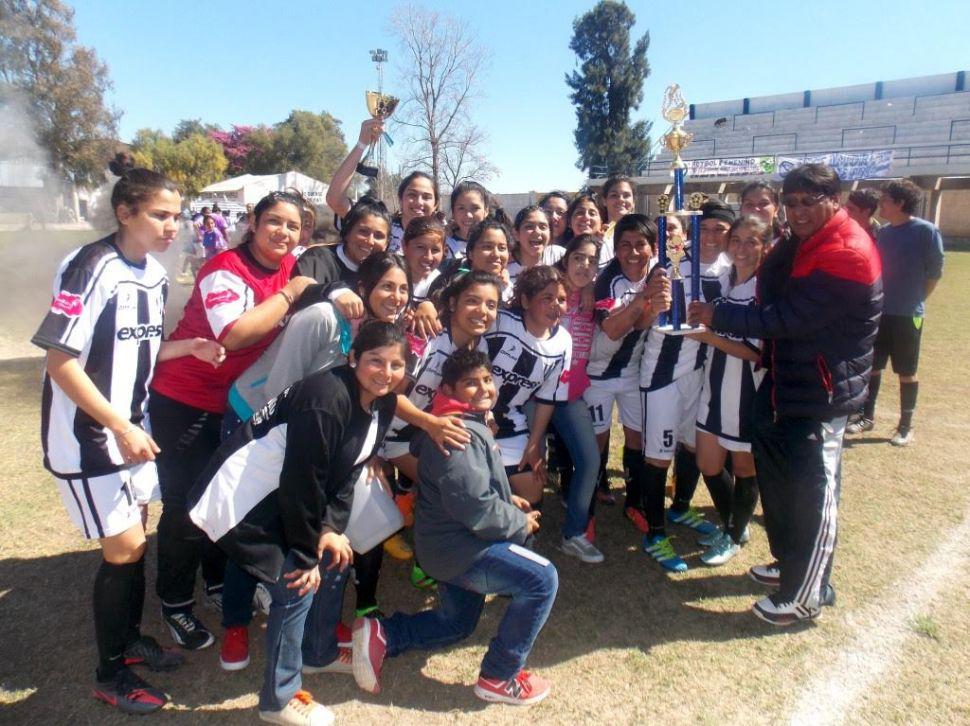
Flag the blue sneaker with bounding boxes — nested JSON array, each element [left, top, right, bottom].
[[667, 508, 718, 535], [642, 534, 688, 573]]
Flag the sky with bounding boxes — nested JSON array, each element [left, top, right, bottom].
[[69, 0, 970, 194]]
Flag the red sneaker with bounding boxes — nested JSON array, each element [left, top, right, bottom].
[[585, 516, 596, 544], [474, 670, 551, 706], [624, 507, 650, 534], [219, 625, 249, 671], [335, 621, 352, 649], [351, 617, 386, 694]]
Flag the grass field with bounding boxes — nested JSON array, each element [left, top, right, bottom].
[[1, 252, 968, 725]]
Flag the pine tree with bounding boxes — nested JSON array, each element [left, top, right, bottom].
[[566, 0, 652, 177]]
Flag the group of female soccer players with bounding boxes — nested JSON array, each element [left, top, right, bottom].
[[35, 120, 784, 722]]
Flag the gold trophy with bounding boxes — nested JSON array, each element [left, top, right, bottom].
[[655, 84, 706, 334], [357, 49, 400, 179], [661, 84, 693, 172]]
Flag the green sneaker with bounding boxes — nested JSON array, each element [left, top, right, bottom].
[[642, 534, 688, 573], [700, 531, 741, 566], [667, 508, 718, 535], [409, 564, 437, 590]]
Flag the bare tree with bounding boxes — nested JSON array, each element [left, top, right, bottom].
[[389, 4, 496, 196]]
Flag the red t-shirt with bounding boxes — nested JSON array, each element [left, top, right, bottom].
[[152, 246, 296, 413]]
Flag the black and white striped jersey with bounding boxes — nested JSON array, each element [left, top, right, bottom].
[[385, 328, 489, 446], [697, 275, 765, 441], [32, 236, 168, 478], [586, 262, 648, 381], [639, 253, 731, 392], [411, 269, 441, 305], [484, 309, 571, 440]]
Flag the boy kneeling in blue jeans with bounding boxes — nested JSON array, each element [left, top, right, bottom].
[[353, 349, 558, 706]]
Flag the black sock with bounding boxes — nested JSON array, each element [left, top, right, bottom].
[[671, 446, 700, 513], [642, 462, 669, 536], [703, 470, 733, 526], [597, 448, 610, 493], [94, 559, 139, 681], [728, 475, 759, 543], [622, 446, 644, 511], [899, 381, 918, 431], [125, 555, 146, 646], [353, 545, 384, 613], [863, 373, 882, 420]]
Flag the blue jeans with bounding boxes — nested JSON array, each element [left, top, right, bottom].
[[381, 542, 558, 681], [552, 399, 599, 539], [258, 550, 349, 712]]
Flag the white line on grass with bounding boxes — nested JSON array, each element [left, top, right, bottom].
[[789, 507, 970, 726]]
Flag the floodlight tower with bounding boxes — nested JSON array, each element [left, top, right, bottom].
[[370, 49, 390, 201]]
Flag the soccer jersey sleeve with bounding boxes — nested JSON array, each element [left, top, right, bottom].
[[535, 330, 572, 405], [198, 268, 253, 340], [925, 224, 945, 280], [32, 250, 111, 357]]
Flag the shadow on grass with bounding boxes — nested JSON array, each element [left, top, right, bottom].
[[0, 356, 787, 719], [0, 490, 790, 722]]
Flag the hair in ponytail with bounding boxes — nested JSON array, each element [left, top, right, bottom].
[[108, 152, 180, 218]]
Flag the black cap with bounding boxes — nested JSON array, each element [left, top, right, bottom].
[[700, 200, 735, 225]]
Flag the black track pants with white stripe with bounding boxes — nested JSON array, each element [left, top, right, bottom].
[[752, 409, 846, 609]]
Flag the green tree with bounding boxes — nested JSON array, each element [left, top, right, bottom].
[[131, 129, 227, 197], [0, 0, 120, 187], [267, 110, 347, 181], [173, 118, 220, 143], [566, 0, 651, 177]]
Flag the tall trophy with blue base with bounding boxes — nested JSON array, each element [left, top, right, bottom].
[[654, 84, 706, 336]]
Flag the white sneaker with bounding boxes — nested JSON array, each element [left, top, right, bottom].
[[559, 534, 604, 563], [302, 647, 353, 675], [259, 691, 334, 725], [890, 428, 914, 447]]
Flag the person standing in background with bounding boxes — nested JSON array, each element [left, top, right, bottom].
[[848, 179, 944, 446]]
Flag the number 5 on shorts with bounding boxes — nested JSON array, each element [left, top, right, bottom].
[[662, 429, 674, 448]]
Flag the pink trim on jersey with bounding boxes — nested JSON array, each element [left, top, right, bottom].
[[560, 289, 594, 400]]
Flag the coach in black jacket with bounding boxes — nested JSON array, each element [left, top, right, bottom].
[[690, 163, 882, 626]]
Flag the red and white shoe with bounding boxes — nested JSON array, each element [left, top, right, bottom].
[[474, 670, 551, 706], [303, 646, 353, 675], [335, 621, 352, 649], [351, 617, 386, 694], [220, 625, 250, 671]]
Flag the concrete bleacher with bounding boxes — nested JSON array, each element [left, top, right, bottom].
[[636, 71, 970, 179], [591, 72, 970, 234]]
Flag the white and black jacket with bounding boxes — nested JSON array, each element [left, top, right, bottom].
[[188, 365, 396, 584]]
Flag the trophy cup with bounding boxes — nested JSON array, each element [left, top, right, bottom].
[[654, 84, 705, 335], [356, 49, 399, 179]]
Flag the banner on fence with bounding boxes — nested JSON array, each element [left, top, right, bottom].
[[775, 150, 894, 181], [685, 156, 776, 177]]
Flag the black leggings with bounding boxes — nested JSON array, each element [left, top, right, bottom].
[[149, 391, 226, 609]]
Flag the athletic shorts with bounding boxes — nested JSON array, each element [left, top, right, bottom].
[[641, 369, 703, 461], [695, 427, 752, 453], [873, 314, 922, 377], [56, 462, 159, 540], [496, 433, 528, 468], [583, 377, 642, 434]]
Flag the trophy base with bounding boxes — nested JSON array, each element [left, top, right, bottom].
[[356, 162, 379, 178], [655, 323, 706, 336]]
